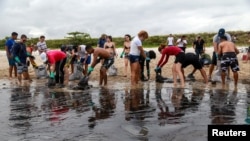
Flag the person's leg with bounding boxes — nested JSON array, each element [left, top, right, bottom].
[[172, 64, 177, 86], [208, 52, 217, 80], [221, 71, 226, 85], [124, 57, 129, 77], [181, 68, 186, 81], [8, 57, 15, 78], [16, 63, 22, 85], [55, 61, 60, 84], [59, 58, 66, 85], [199, 69, 208, 83], [103, 68, 108, 86], [14, 65, 17, 77], [135, 62, 140, 84], [233, 71, 238, 87], [139, 58, 145, 80], [9, 66, 13, 78], [175, 63, 185, 87], [99, 69, 103, 85], [130, 62, 137, 85]]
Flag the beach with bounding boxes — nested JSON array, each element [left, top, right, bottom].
[[0, 46, 249, 88]]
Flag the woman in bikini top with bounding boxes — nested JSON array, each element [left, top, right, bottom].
[[104, 35, 117, 58]]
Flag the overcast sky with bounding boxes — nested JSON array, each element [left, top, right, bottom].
[[0, 0, 249, 39]]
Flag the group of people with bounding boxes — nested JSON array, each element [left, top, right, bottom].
[[162, 28, 240, 87], [4, 28, 242, 88]]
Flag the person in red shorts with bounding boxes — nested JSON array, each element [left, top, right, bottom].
[[155, 44, 185, 87], [40, 50, 67, 88]]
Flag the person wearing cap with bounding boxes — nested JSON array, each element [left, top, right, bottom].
[[208, 28, 231, 81], [40, 50, 67, 88], [37, 35, 48, 54], [193, 36, 205, 57], [218, 35, 239, 87], [12, 34, 35, 84], [5, 32, 18, 79]]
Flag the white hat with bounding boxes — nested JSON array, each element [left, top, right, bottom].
[[40, 52, 47, 63]]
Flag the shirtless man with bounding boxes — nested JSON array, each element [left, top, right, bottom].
[[86, 45, 113, 86], [218, 35, 239, 87]]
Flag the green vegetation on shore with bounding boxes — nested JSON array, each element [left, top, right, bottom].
[[1, 30, 249, 50]]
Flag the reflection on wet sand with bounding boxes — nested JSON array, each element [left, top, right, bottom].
[[209, 88, 237, 124], [155, 83, 205, 125], [2, 78, 249, 140], [124, 86, 155, 121], [9, 86, 36, 135]]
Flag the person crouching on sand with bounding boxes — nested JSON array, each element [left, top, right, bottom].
[[156, 44, 185, 87], [85, 45, 114, 86], [40, 50, 67, 88]]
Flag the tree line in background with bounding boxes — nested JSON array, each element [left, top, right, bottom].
[[0, 30, 249, 49]]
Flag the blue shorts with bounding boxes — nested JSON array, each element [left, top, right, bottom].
[[80, 55, 91, 64], [129, 54, 140, 63], [7, 56, 15, 66]]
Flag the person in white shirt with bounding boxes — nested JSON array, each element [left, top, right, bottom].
[[129, 30, 149, 85], [167, 34, 175, 46], [36, 35, 48, 54], [78, 45, 91, 75], [176, 35, 187, 52]]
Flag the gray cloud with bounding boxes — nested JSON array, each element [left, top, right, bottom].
[[0, 0, 249, 39]]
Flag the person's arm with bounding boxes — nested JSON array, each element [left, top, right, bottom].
[[157, 53, 165, 67], [120, 43, 126, 58], [113, 42, 118, 57], [160, 55, 169, 67], [234, 45, 239, 54], [5, 43, 10, 58], [218, 44, 222, 56], [146, 59, 150, 78], [90, 52, 98, 68]]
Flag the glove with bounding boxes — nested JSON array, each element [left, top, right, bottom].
[[49, 72, 55, 79], [146, 57, 150, 61], [29, 55, 35, 60], [14, 56, 21, 64], [87, 66, 94, 74], [154, 66, 161, 73], [120, 51, 125, 58]]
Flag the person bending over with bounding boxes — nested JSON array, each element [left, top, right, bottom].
[[40, 50, 67, 88], [181, 52, 208, 84], [156, 44, 185, 87], [86, 45, 114, 86], [139, 50, 156, 81]]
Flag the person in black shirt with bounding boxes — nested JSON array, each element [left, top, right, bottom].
[[139, 50, 156, 81], [193, 36, 205, 57]]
